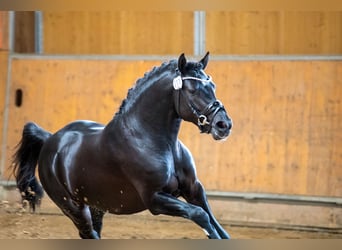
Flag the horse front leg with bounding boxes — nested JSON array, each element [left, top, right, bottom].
[[182, 180, 230, 239], [147, 191, 221, 239]]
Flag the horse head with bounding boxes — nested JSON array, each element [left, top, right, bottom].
[[173, 52, 232, 140]]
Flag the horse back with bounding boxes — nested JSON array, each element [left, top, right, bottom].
[[56, 120, 105, 134], [39, 119, 104, 165]]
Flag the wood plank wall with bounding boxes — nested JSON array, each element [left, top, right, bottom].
[[43, 12, 194, 55], [197, 60, 342, 197], [0, 11, 9, 51], [206, 11, 342, 54], [2, 58, 341, 198], [40, 11, 342, 55], [0, 12, 9, 179]]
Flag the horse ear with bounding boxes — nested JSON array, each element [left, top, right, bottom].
[[178, 53, 187, 74], [199, 51, 210, 69]]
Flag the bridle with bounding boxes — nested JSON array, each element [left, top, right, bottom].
[[173, 74, 225, 133]]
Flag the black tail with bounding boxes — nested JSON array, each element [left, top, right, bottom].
[[12, 122, 52, 212]]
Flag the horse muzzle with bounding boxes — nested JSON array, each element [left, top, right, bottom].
[[210, 113, 233, 140], [197, 100, 232, 140]]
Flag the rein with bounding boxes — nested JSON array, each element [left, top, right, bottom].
[[173, 75, 225, 133]]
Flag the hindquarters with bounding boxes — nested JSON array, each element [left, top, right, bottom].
[[36, 121, 110, 238]]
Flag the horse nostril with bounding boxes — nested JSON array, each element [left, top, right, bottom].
[[216, 121, 228, 130]]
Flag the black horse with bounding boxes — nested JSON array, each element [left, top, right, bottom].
[[12, 53, 233, 239]]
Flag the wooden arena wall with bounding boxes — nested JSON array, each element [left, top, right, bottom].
[[1, 56, 341, 199], [0, 11, 9, 183], [9, 11, 342, 55], [42, 12, 194, 55], [41, 11, 342, 55], [206, 11, 342, 54]]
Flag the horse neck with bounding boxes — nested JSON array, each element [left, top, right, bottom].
[[110, 74, 181, 142]]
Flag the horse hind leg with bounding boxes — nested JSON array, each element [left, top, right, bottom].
[[43, 184, 100, 239], [90, 207, 105, 238], [60, 198, 100, 239]]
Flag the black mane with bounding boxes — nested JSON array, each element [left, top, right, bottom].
[[115, 59, 177, 116]]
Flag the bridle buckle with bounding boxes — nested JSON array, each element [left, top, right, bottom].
[[198, 115, 209, 126]]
